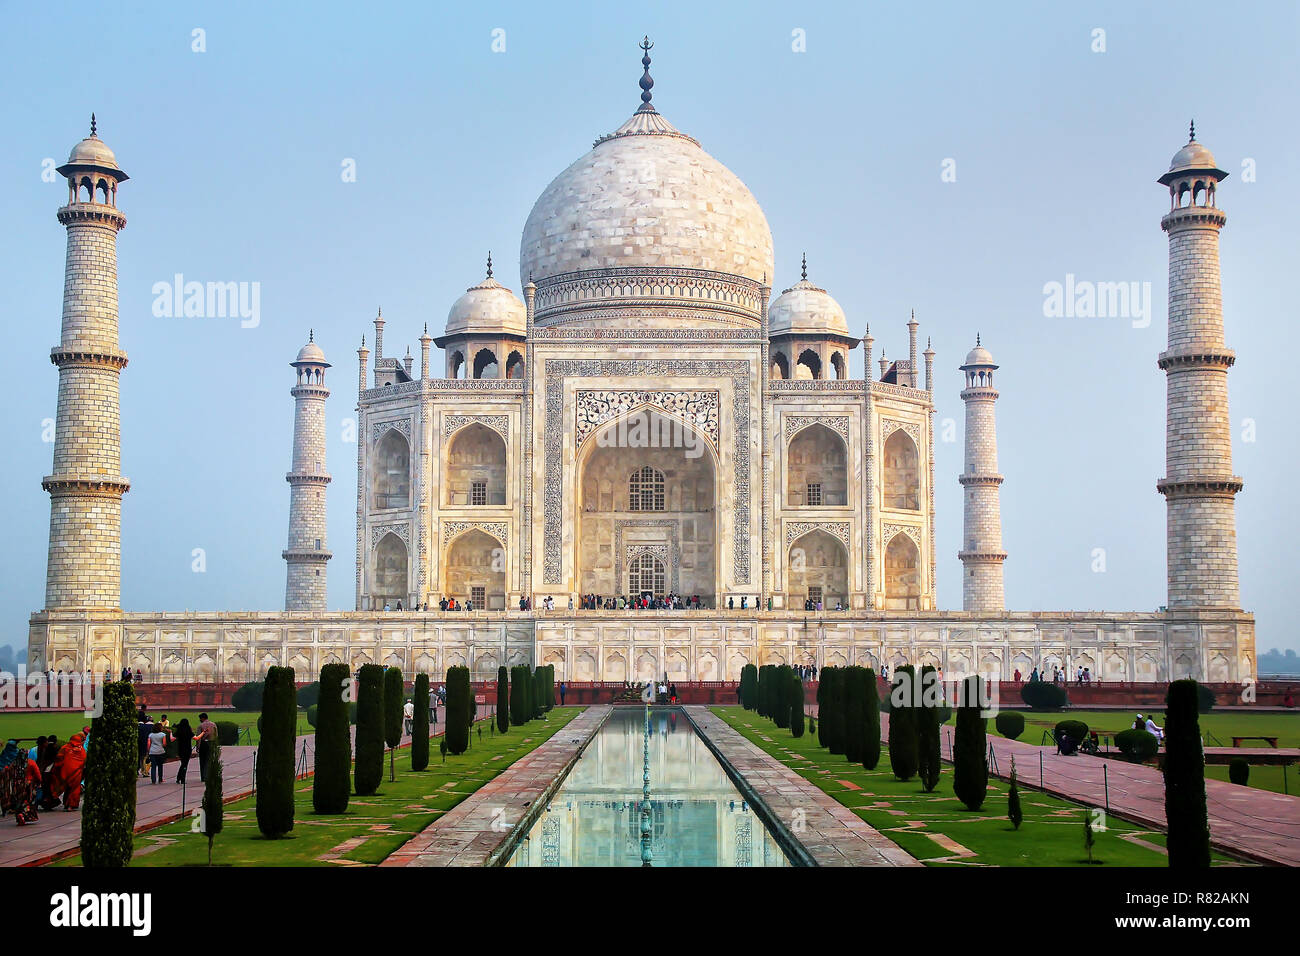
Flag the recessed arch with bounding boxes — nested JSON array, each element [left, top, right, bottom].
[[443, 528, 506, 610], [787, 528, 848, 608], [628, 464, 666, 512], [883, 532, 920, 611], [449, 350, 465, 379], [372, 429, 411, 510], [787, 422, 847, 507], [372, 531, 409, 609], [771, 351, 790, 380], [445, 422, 506, 507], [505, 350, 524, 378], [627, 551, 667, 597], [830, 351, 846, 379], [882, 429, 920, 510]]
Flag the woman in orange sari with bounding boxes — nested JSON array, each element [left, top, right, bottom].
[[48, 732, 87, 810]]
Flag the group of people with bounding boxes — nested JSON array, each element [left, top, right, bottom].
[[135, 707, 218, 785], [0, 729, 88, 825], [578, 593, 704, 611], [1021, 665, 1095, 685]]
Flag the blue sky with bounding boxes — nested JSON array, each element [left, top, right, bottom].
[[1, 1, 1296, 653]]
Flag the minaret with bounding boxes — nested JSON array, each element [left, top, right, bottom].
[[283, 332, 332, 611], [354, 335, 369, 610], [43, 117, 131, 610], [958, 336, 1006, 611], [907, 311, 919, 387], [1156, 123, 1241, 609]]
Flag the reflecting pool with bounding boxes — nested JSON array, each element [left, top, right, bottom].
[[505, 707, 791, 867]]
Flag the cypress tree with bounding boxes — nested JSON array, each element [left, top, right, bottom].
[[445, 666, 470, 755], [1165, 678, 1211, 868], [755, 666, 766, 718], [953, 674, 988, 810], [827, 667, 847, 755], [789, 671, 805, 738], [1008, 755, 1023, 830], [313, 663, 351, 813], [916, 665, 941, 793], [773, 665, 792, 728], [816, 666, 830, 748], [411, 673, 430, 772], [509, 665, 526, 726], [383, 667, 404, 781], [496, 666, 510, 733], [82, 680, 137, 867], [533, 667, 545, 718], [743, 664, 758, 710], [255, 665, 296, 838], [354, 663, 385, 795], [843, 666, 865, 762], [201, 740, 224, 865], [862, 667, 881, 770], [888, 666, 918, 781]]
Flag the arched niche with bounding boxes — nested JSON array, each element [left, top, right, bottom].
[[882, 429, 920, 510], [372, 429, 411, 510], [787, 423, 847, 507], [883, 532, 920, 611], [372, 531, 409, 609], [445, 423, 507, 507], [443, 528, 506, 609], [787, 528, 848, 608]]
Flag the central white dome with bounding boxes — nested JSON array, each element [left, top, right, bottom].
[[519, 107, 775, 290]]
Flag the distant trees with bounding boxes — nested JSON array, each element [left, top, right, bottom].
[[255, 665, 296, 838]]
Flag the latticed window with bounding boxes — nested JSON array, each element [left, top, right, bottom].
[[628, 465, 666, 511], [806, 482, 823, 506], [471, 480, 487, 506], [471, 586, 486, 608], [629, 552, 666, 596], [808, 586, 823, 606]]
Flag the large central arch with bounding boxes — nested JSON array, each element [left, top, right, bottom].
[[575, 408, 717, 604]]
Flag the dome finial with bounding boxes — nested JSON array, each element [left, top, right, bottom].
[[486, 251, 493, 278], [309, 328, 314, 343], [638, 36, 655, 110], [800, 252, 807, 281], [976, 332, 981, 347], [1189, 119, 1196, 142], [90, 113, 97, 137]]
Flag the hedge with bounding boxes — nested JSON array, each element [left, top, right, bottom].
[[1054, 719, 1090, 746], [1020, 681, 1068, 710], [1197, 683, 1216, 714], [843, 666, 865, 762], [773, 665, 792, 729], [411, 673, 430, 772], [995, 711, 1025, 740], [510, 665, 528, 726], [306, 704, 318, 728], [1116, 728, 1160, 763], [789, 671, 805, 738], [354, 663, 385, 796], [82, 680, 137, 867], [230, 680, 265, 711], [312, 663, 351, 814], [296, 681, 320, 708], [815, 668, 828, 747], [216, 721, 239, 746], [255, 665, 297, 838], [1165, 679, 1210, 868], [1228, 757, 1249, 786]]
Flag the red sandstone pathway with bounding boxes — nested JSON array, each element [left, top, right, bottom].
[[0, 717, 449, 867]]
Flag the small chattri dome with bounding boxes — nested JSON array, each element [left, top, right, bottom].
[[58, 116, 127, 179], [292, 333, 329, 367], [962, 336, 996, 368], [1158, 122, 1226, 186], [446, 263, 526, 337], [767, 258, 848, 336]]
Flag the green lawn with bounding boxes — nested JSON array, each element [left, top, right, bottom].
[[1205, 763, 1295, 795], [1, 710, 312, 746], [712, 706, 1242, 867], [54, 708, 581, 867], [961, 708, 1300, 749]]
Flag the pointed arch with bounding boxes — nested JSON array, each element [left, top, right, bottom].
[[788, 422, 848, 507], [472, 347, 499, 379], [787, 528, 848, 608], [372, 428, 411, 510], [883, 531, 920, 610], [771, 351, 790, 380], [882, 429, 920, 510], [443, 527, 506, 609], [372, 531, 409, 609], [445, 422, 507, 507], [795, 348, 822, 380]]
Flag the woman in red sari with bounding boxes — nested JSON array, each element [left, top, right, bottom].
[[48, 732, 87, 810]]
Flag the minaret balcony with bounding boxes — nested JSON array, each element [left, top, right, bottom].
[[1156, 476, 1243, 499], [56, 204, 126, 229], [49, 346, 128, 370], [1157, 347, 1235, 371], [1160, 205, 1227, 232]]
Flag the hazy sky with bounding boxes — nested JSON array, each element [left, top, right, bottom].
[[1, 1, 1296, 654]]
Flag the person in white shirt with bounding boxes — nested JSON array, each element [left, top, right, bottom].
[[1144, 716, 1164, 741], [403, 698, 414, 736]]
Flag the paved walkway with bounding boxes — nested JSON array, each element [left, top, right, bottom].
[[0, 718, 448, 867], [685, 707, 917, 867], [383, 706, 610, 867]]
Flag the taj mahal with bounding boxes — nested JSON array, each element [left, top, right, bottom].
[[28, 44, 1255, 687]]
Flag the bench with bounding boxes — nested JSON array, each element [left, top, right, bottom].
[[1232, 736, 1278, 748]]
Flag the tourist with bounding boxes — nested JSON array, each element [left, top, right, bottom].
[[1144, 715, 1164, 742], [135, 668, 143, 682], [136, 713, 151, 777], [28, 735, 47, 763], [147, 722, 169, 784], [49, 732, 87, 808], [559, 682, 567, 705], [174, 718, 195, 784], [403, 698, 414, 736], [121, 666, 131, 682], [396, 599, 403, 611], [37, 738, 61, 810], [1029, 667, 1039, 682], [196, 712, 218, 782], [0, 740, 41, 824], [728, 596, 734, 610]]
